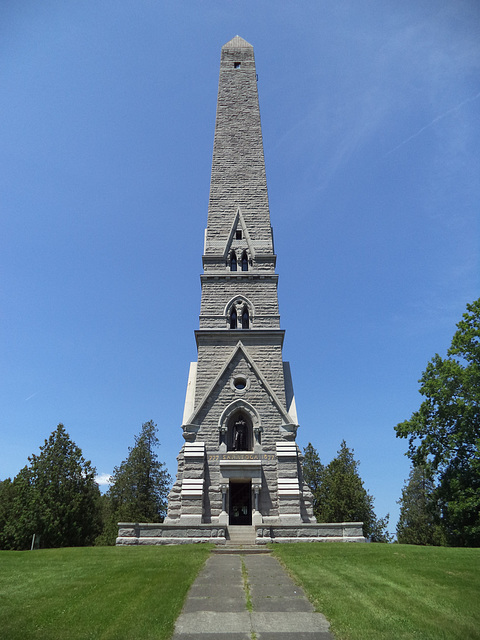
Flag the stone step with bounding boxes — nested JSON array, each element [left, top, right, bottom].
[[227, 526, 255, 537], [213, 547, 270, 554]]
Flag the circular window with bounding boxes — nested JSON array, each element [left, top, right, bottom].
[[234, 377, 247, 390]]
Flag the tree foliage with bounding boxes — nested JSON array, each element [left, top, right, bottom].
[[106, 420, 172, 525], [0, 424, 101, 550], [396, 466, 445, 545], [303, 440, 391, 541], [395, 298, 480, 546], [302, 442, 324, 519]]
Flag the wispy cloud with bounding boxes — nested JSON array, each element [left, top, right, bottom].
[[385, 91, 480, 157]]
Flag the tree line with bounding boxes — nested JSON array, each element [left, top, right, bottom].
[[0, 421, 171, 550], [394, 298, 480, 547], [302, 440, 392, 542], [302, 298, 479, 547]]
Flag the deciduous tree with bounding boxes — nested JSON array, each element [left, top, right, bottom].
[[395, 298, 480, 546]]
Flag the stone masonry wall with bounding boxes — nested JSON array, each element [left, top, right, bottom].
[[199, 278, 280, 328], [194, 342, 287, 408], [205, 39, 273, 252]]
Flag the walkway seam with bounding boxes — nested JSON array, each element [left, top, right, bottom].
[[172, 552, 334, 639]]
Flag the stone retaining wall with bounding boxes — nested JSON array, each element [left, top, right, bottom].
[[116, 523, 226, 545], [256, 522, 366, 543], [116, 522, 365, 545]]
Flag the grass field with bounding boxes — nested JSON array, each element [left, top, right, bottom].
[[1, 543, 479, 640], [0, 545, 211, 640], [272, 543, 480, 640]]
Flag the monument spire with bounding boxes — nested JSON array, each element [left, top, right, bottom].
[[204, 35, 274, 260], [116, 38, 365, 545]]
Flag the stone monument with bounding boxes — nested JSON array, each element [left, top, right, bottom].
[[117, 37, 365, 545]]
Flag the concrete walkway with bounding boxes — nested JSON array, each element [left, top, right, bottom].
[[172, 553, 334, 640]]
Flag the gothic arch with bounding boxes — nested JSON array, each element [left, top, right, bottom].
[[241, 305, 249, 329], [218, 399, 261, 451], [241, 250, 249, 271], [224, 296, 254, 329], [230, 250, 237, 272]]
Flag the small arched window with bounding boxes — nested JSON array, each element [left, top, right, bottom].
[[230, 251, 237, 272], [241, 251, 248, 272], [242, 306, 249, 329], [230, 308, 237, 329]]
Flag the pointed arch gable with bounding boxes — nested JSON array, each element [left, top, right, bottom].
[[222, 207, 255, 261], [224, 295, 255, 319], [218, 398, 261, 431], [183, 341, 297, 430]]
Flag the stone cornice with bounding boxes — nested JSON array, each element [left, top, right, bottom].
[[200, 273, 278, 282], [195, 328, 285, 347]]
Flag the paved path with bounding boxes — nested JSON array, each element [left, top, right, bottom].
[[172, 553, 334, 640]]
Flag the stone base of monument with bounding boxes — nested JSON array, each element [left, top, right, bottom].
[[116, 521, 365, 545], [256, 522, 366, 543], [116, 523, 227, 545]]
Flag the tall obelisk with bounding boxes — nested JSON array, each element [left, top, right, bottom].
[[165, 36, 315, 528]]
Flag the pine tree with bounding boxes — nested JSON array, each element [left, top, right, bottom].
[[1, 424, 101, 550], [316, 440, 391, 541], [107, 420, 171, 524], [396, 465, 444, 545], [302, 442, 324, 519], [0, 479, 15, 549]]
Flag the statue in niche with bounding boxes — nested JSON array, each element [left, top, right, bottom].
[[233, 416, 248, 451]]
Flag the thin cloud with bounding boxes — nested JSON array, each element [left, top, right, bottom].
[[95, 473, 112, 487], [24, 392, 38, 401], [385, 91, 480, 156]]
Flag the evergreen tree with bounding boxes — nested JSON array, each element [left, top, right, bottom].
[[107, 420, 171, 525], [0, 479, 15, 549], [396, 465, 444, 545], [395, 298, 480, 546], [0, 424, 101, 550], [316, 440, 391, 541], [302, 442, 324, 519]]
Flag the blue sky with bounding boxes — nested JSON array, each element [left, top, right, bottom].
[[1, 0, 479, 536]]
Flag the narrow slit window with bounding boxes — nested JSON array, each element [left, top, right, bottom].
[[242, 306, 249, 329], [235, 229, 242, 239], [241, 251, 248, 272], [230, 308, 237, 329], [230, 251, 237, 271], [234, 62, 241, 69]]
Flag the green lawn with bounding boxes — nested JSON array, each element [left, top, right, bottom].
[[0, 545, 211, 640], [3, 543, 479, 640], [272, 543, 480, 640]]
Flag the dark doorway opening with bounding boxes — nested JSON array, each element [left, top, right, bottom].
[[229, 481, 252, 525]]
